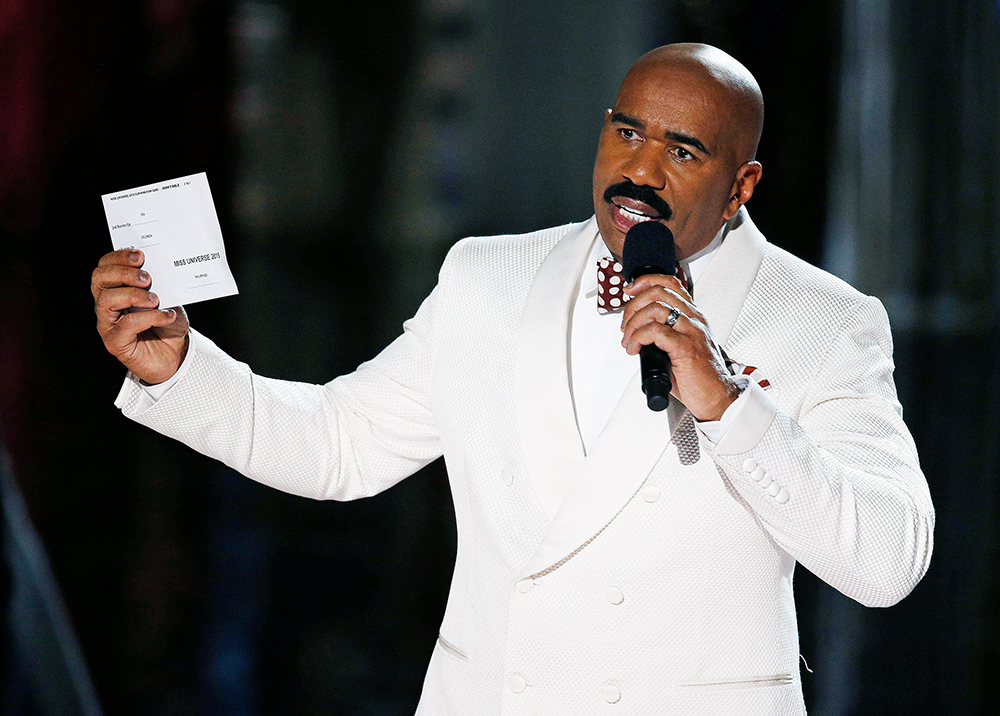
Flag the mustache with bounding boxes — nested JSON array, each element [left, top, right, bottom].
[[603, 181, 673, 221]]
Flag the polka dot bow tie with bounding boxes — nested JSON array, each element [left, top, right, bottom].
[[596, 257, 692, 314]]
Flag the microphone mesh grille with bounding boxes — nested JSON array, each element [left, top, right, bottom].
[[621, 222, 676, 282]]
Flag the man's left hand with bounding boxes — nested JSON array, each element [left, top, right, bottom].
[[620, 274, 741, 421]]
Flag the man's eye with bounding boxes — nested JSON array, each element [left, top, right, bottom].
[[618, 128, 640, 141], [675, 147, 693, 159]]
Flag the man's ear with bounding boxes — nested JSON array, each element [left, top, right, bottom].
[[723, 161, 763, 220]]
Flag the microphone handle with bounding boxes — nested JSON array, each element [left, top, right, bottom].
[[630, 263, 676, 412], [639, 344, 672, 412]]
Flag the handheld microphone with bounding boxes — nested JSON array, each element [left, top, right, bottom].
[[621, 221, 677, 412]]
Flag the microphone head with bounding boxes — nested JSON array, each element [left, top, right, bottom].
[[621, 221, 677, 282]]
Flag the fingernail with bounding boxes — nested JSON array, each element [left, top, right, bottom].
[[138, 270, 150, 283], [129, 251, 141, 263], [148, 292, 158, 304]]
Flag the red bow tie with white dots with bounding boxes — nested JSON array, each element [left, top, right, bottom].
[[596, 257, 692, 314]]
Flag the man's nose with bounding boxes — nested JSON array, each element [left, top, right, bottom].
[[621, 143, 666, 190]]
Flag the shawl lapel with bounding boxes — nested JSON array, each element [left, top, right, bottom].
[[513, 218, 593, 520]]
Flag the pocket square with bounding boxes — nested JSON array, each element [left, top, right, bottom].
[[720, 349, 771, 390]]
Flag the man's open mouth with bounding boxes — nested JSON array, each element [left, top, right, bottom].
[[603, 181, 672, 232], [614, 202, 659, 223]]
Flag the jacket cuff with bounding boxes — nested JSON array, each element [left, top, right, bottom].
[[114, 329, 219, 414], [709, 380, 777, 455]]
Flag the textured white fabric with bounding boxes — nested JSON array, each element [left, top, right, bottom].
[[116, 208, 933, 715]]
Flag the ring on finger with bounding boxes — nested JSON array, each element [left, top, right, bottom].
[[666, 307, 682, 327]]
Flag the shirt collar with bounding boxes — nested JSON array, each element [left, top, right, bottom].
[[585, 221, 729, 297], [682, 222, 727, 288]]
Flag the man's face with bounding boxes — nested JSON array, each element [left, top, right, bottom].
[[592, 63, 745, 261]]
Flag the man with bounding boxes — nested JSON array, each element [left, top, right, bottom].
[[92, 44, 933, 714]]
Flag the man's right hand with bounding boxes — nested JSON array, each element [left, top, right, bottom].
[[92, 249, 190, 385]]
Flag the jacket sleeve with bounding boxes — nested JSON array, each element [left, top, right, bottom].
[[701, 295, 934, 607], [116, 275, 447, 503]]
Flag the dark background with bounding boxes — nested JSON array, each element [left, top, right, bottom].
[[1, 0, 998, 714]]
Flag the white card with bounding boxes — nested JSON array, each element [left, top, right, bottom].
[[102, 172, 238, 309]]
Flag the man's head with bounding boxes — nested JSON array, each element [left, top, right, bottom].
[[592, 43, 764, 260]]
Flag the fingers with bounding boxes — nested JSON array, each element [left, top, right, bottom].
[[102, 306, 180, 356], [91, 251, 147, 298], [93, 249, 157, 323], [621, 299, 692, 355], [621, 273, 691, 323], [95, 288, 162, 330], [624, 273, 691, 300], [621, 283, 697, 351], [97, 248, 144, 268], [621, 284, 689, 323], [92, 248, 173, 343], [93, 276, 159, 327]]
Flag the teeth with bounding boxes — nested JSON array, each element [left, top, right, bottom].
[[619, 206, 653, 223]]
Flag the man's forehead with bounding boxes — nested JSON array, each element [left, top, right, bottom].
[[613, 70, 727, 142], [617, 62, 729, 111]]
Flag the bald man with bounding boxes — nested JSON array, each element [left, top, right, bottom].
[[94, 44, 933, 715]]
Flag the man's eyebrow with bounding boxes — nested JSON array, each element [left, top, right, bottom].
[[610, 112, 711, 156], [610, 111, 647, 130], [664, 130, 710, 156]]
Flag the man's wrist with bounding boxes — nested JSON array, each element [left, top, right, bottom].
[[693, 375, 750, 441], [138, 333, 194, 401], [693, 375, 744, 422], [138, 334, 190, 387]]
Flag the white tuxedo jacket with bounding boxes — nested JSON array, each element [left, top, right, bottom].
[[117, 208, 933, 715]]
